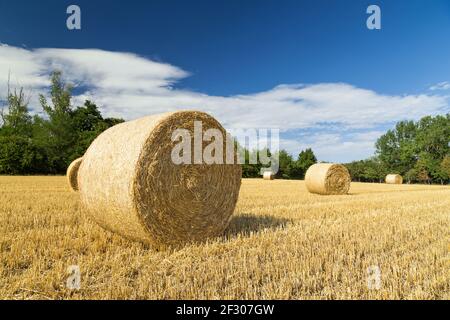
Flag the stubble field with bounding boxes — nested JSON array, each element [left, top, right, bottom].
[[0, 176, 449, 299]]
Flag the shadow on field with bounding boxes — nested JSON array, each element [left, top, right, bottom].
[[224, 213, 290, 238]]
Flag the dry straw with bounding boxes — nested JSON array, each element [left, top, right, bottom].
[[67, 157, 83, 192], [78, 111, 242, 249], [263, 171, 275, 180], [385, 174, 403, 184], [305, 163, 351, 195]]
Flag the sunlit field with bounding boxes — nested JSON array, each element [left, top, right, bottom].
[[0, 176, 449, 300]]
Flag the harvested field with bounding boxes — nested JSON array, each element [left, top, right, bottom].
[[0, 176, 449, 299]]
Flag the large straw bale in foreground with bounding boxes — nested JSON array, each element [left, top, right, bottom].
[[67, 157, 83, 192], [385, 174, 403, 184], [78, 111, 242, 249], [263, 171, 275, 180], [305, 163, 351, 195]]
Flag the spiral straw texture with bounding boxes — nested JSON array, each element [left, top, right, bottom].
[[305, 163, 351, 195]]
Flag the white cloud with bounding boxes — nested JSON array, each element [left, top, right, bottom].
[[278, 130, 385, 163], [430, 81, 450, 91], [34, 48, 188, 93], [0, 44, 449, 162]]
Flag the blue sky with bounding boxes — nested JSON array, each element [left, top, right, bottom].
[[0, 0, 449, 161]]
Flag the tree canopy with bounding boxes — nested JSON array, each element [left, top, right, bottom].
[[0, 71, 448, 184], [346, 114, 449, 184], [0, 71, 124, 174]]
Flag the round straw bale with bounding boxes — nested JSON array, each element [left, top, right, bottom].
[[263, 171, 275, 180], [305, 163, 351, 195], [67, 157, 83, 192], [385, 174, 403, 184], [78, 111, 242, 249]]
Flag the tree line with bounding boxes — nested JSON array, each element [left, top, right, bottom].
[[0, 70, 320, 178], [240, 148, 318, 179], [0, 71, 123, 174], [345, 115, 450, 184], [241, 114, 450, 184], [0, 71, 449, 183]]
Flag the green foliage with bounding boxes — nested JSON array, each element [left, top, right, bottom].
[[276, 150, 294, 179], [0, 71, 447, 184], [241, 148, 317, 179], [69, 100, 124, 162], [0, 79, 33, 137], [295, 148, 317, 178], [438, 156, 450, 183], [0, 135, 45, 174], [375, 120, 417, 174], [0, 71, 124, 174], [349, 114, 449, 184], [345, 157, 386, 183]]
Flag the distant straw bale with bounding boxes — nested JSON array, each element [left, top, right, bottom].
[[385, 174, 403, 184], [263, 171, 275, 180], [305, 163, 351, 195]]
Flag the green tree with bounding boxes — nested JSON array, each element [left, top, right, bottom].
[[295, 148, 317, 179], [0, 78, 44, 174], [375, 120, 417, 175], [405, 168, 417, 184], [415, 115, 450, 162], [70, 100, 124, 161], [0, 76, 33, 136], [0, 135, 44, 174], [240, 147, 260, 178], [345, 157, 386, 183], [414, 155, 431, 184], [276, 149, 294, 179], [436, 155, 450, 184], [34, 71, 76, 173], [375, 114, 449, 184], [0, 71, 125, 174], [345, 160, 365, 182]]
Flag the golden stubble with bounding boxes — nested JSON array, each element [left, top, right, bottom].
[[0, 176, 449, 299]]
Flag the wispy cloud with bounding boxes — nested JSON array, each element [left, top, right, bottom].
[[1, 44, 449, 162], [429, 81, 450, 91]]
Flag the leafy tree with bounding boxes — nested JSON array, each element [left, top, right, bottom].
[[276, 149, 294, 179], [0, 135, 44, 174], [0, 76, 33, 136], [0, 71, 125, 174], [375, 120, 417, 174], [0, 69, 447, 182], [414, 155, 431, 184], [32, 71, 125, 172], [374, 114, 449, 184], [0, 77, 44, 174], [405, 168, 417, 184], [240, 147, 260, 178], [34, 71, 76, 173], [69, 100, 124, 162], [345, 160, 365, 182], [295, 148, 317, 179], [437, 155, 450, 184], [345, 157, 386, 183], [415, 115, 449, 161]]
